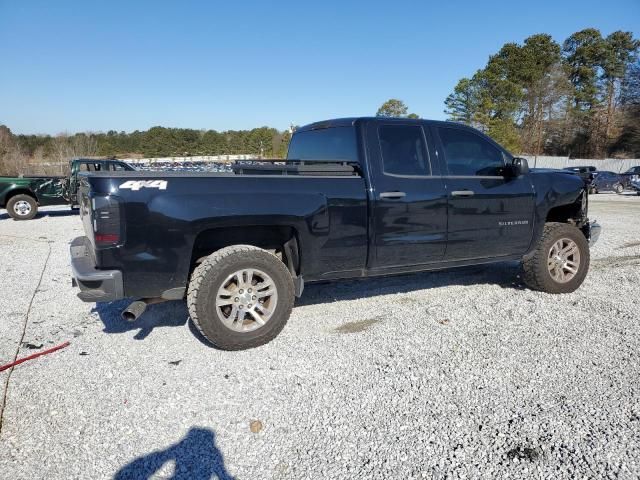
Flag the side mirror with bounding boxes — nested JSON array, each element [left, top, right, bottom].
[[511, 157, 529, 176]]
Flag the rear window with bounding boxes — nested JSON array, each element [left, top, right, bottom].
[[110, 163, 129, 171], [287, 127, 358, 162]]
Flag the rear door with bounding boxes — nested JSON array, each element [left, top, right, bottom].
[[366, 121, 448, 270], [433, 125, 535, 260]]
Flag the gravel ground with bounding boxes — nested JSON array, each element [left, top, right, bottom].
[[0, 194, 639, 479]]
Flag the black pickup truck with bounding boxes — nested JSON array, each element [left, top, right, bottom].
[[71, 117, 601, 350]]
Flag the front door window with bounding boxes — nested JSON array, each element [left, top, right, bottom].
[[438, 127, 505, 176]]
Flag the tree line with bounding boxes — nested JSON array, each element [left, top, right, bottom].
[[0, 125, 292, 176], [444, 29, 640, 158]]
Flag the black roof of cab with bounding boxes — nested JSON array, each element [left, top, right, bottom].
[[295, 117, 513, 157], [296, 117, 485, 133]]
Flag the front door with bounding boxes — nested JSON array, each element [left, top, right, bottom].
[[368, 122, 448, 270], [434, 125, 535, 260]]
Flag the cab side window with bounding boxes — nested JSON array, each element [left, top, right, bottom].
[[438, 127, 505, 176], [378, 125, 430, 176]]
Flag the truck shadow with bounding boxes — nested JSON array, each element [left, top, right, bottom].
[[297, 261, 524, 306], [93, 299, 214, 346], [93, 299, 190, 340], [114, 427, 235, 480], [93, 262, 523, 343]]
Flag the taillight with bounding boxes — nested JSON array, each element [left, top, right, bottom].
[[95, 233, 120, 244], [91, 195, 122, 247]]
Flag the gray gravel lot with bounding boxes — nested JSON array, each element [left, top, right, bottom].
[[0, 194, 639, 479]]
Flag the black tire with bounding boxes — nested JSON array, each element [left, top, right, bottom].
[[187, 245, 295, 350], [6, 194, 38, 220], [522, 222, 590, 294], [614, 183, 624, 194]]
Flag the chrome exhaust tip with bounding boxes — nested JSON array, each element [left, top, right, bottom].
[[122, 300, 148, 322], [121, 297, 167, 322]]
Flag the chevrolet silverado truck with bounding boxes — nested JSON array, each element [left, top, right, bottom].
[[70, 117, 601, 350], [0, 158, 134, 220]]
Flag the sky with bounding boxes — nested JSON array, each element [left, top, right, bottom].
[[1, 0, 638, 135]]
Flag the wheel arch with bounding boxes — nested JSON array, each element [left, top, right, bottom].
[[545, 201, 583, 224], [2, 188, 38, 208], [190, 224, 302, 277]]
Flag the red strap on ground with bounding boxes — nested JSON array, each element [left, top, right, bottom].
[[0, 341, 70, 372]]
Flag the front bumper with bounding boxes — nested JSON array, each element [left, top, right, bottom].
[[582, 220, 602, 246], [70, 236, 124, 302]]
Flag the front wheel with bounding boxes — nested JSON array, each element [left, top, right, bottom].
[[187, 245, 295, 350], [6, 194, 38, 220], [522, 222, 590, 294], [614, 183, 624, 194]]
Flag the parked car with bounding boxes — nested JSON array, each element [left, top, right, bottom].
[[563, 166, 596, 190], [0, 158, 134, 220], [591, 171, 625, 194], [615, 166, 640, 194], [70, 117, 600, 350]]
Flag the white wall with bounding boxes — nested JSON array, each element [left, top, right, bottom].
[[522, 156, 638, 173]]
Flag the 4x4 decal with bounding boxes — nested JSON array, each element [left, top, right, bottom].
[[119, 180, 168, 191]]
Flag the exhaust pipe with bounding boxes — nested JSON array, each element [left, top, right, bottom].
[[122, 298, 165, 322]]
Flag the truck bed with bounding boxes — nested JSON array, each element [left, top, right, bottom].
[[78, 165, 368, 299], [87, 160, 360, 178]]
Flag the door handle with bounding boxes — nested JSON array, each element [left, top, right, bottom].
[[380, 191, 406, 199], [451, 190, 475, 197]]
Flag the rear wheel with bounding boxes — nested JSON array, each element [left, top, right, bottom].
[[6, 194, 38, 220], [187, 245, 295, 350], [522, 222, 590, 294], [614, 183, 624, 194]]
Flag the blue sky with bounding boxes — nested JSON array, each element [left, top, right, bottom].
[[1, 0, 638, 134]]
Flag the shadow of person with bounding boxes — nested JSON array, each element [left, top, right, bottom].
[[114, 427, 235, 480]]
